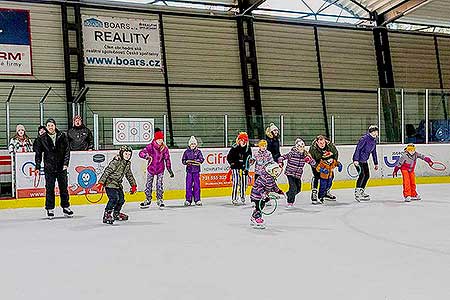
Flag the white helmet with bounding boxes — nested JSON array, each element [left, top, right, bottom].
[[265, 163, 282, 178]]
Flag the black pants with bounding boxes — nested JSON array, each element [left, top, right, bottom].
[[311, 166, 320, 189], [356, 162, 370, 189], [251, 198, 267, 217], [287, 175, 302, 204], [45, 169, 70, 210], [254, 174, 260, 182], [105, 187, 125, 212]]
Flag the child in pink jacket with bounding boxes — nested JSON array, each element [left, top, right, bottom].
[[139, 130, 173, 208]]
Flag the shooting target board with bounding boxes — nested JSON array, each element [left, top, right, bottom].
[[113, 118, 154, 145]]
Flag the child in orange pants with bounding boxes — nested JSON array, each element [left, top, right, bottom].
[[393, 144, 433, 202]]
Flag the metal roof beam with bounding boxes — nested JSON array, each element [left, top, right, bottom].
[[346, 0, 372, 16], [237, 0, 266, 15], [377, 0, 432, 26]]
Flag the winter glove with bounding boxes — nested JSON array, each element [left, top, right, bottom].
[[248, 158, 256, 165], [304, 156, 312, 164], [320, 168, 329, 175], [353, 161, 359, 167], [95, 182, 104, 192], [424, 157, 433, 166], [392, 166, 400, 178], [337, 162, 343, 172], [168, 169, 174, 178], [277, 190, 285, 195], [130, 185, 137, 194]]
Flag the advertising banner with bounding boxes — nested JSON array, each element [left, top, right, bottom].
[[14, 145, 450, 199], [82, 15, 161, 68], [0, 9, 32, 75]]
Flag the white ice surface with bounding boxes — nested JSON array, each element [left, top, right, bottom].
[[1, 184, 450, 300]]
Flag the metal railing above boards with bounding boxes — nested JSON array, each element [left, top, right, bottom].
[[1, 84, 69, 149], [378, 88, 450, 145]]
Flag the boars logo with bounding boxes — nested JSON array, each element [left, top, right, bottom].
[[384, 155, 401, 168], [71, 166, 98, 195], [84, 18, 103, 28]]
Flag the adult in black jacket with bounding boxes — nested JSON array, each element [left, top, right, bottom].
[[227, 132, 253, 205], [265, 123, 281, 161], [34, 118, 73, 219], [67, 115, 94, 151]]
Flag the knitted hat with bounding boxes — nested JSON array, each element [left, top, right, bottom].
[[268, 123, 278, 132], [16, 124, 25, 132], [295, 138, 305, 147], [368, 125, 379, 133], [258, 139, 267, 147], [119, 145, 133, 159], [265, 163, 281, 178], [73, 115, 82, 121], [188, 136, 198, 146], [236, 132, 249, 143], [46, 118, 56, 126], [154, 131, 164, 140], [405, 144, 416, 152]]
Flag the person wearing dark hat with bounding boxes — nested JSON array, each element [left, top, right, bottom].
[[67, 115, 94, 151], [34, 118, 73, 219], [352, 125, 379, 202]]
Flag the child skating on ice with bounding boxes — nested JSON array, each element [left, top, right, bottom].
[[316, 151, 342, 203], [182, 136, 205, 206], [139, 130, 174, 209], [227, 132, 253, 205], [278, 138, 315, 208], [96, 146, 137, 224], [393, 144, 433, 202], [250, 163, 284, 229], [253, 139, 274, 181]]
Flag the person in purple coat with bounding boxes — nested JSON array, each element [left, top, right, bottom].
[[352, 125, 379, 202], [182, 136, 205, 206], [139, 130, 174, 209]]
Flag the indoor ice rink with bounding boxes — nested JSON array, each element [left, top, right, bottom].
[[1, 0, 450, 299]]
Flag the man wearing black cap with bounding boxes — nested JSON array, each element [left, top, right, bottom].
[[67, 115, 94, 151], [34, 118, 73, 219]]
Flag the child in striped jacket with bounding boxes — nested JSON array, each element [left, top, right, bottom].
[[250, 163, 284, 229], [393, 144, 433, 202], [278, 138, 315, 208], [253, 139, 274, 181]]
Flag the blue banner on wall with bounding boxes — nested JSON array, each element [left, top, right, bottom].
[[0, 9, 32, 75]]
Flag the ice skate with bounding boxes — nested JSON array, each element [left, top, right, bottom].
[[355, 188, 369, 202], [323, 190, 336, 201], [311, 188, 318, 204], [361, 189, 371, 200], [140, 199, 151, 209], [157, 199, 165, 208], [240, 197, 246, 205], [103, 211, 114, 224], [319, 198, 325, 204], [412, 194, 421, 201], [195, 201, 203, 206], [286, 203, 294, 209], [250, 216, 265, 229], [404, 196, 412, 202], [46, 209, 54, 220], [311, 199, 320, 205], [62, 207, 73, 218], [113, 211, 129, 221], [232, 199, 238, 206], [184, 201, 192, 206]]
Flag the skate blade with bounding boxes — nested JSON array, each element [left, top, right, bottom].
[[64, 214, 73, 218], [47, 216, 54, 220], [251, 224, 265, 229]]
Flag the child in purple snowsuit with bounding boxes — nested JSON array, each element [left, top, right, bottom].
[[139, 130, 173, 208], [182, 136, 204, 206]]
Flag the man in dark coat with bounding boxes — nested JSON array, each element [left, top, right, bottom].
[[67, 115, 94, 151], [34, 118, 73, 219]]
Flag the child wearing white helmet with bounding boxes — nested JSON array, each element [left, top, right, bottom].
[[249, 163, 284, 229]]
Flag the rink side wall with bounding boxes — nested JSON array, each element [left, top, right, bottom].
[[1, 144, 449, 209]]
